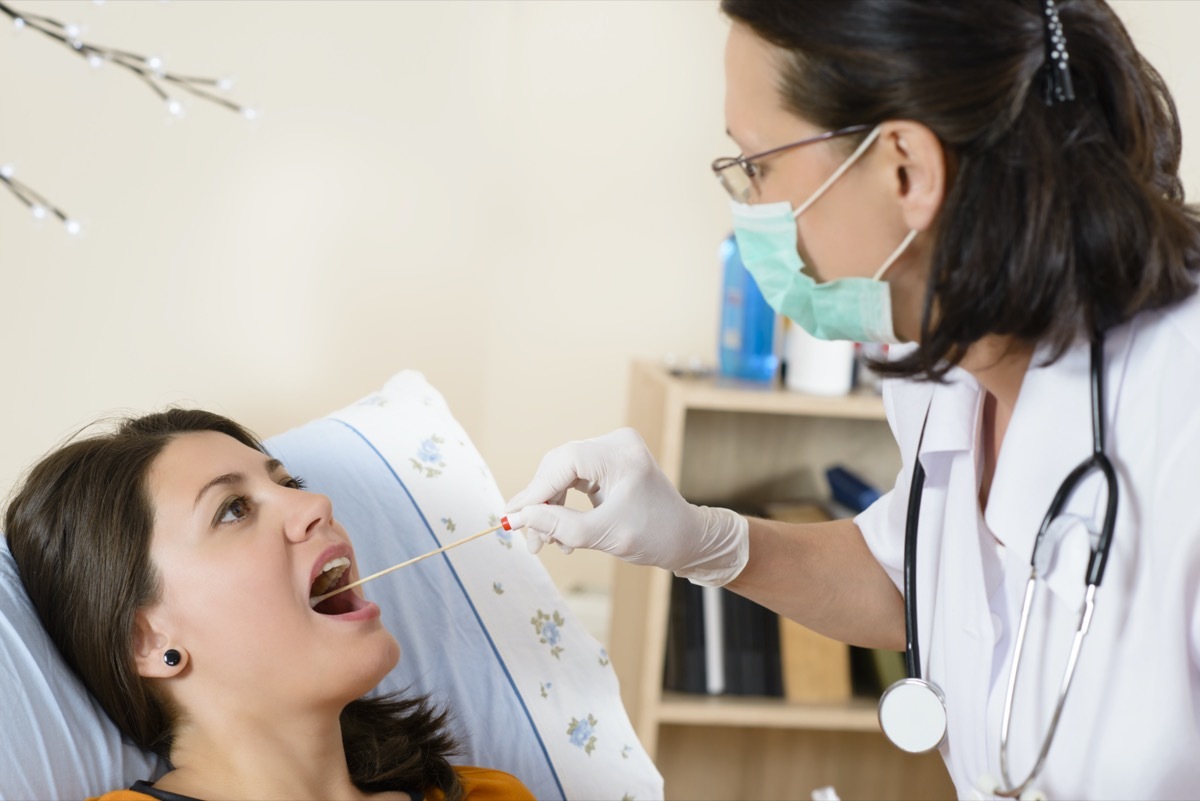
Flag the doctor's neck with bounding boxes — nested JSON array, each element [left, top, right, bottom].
[[957, 335, 1034, 414]]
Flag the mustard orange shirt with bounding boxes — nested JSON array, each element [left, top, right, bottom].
[[88, 765, 535, 801]]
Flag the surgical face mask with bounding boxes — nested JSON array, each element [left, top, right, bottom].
[[730, 125, 916, 344]]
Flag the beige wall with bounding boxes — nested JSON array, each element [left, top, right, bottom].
[[0, 0, 731, 597], [1115, 0, 1200, 186], [2, 1, 1198, 598]]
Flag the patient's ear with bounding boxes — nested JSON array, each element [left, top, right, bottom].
[[133, 607, 187, 678]]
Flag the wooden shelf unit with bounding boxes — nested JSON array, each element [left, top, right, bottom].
[[608, 361, 954, 800]]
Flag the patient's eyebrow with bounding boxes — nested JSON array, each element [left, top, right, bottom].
[[193, 458, 284, 509]]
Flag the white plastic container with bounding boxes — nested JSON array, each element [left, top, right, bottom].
[[784, 322, 855, 396]]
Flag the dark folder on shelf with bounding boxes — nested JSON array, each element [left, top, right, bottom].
[[663, 574, 784, 698], [663, 575, 707, 694], [721, 589, 783, 697]]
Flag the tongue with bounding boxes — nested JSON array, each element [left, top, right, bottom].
[[312, 590, 358, 616]]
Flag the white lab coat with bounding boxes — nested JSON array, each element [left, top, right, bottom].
[[855, 291, 1200, 799]]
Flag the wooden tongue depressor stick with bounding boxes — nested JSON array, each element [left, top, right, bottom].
[[310, 516, 514, 607]]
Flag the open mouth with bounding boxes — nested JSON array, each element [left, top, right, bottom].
[[308, 556, 365, 616]]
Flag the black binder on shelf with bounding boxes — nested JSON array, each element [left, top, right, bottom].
[[663, 577, 783, 698], [663, 575, 707, 694], [721, 589, 783, 697], [664, 499, 786, 698]]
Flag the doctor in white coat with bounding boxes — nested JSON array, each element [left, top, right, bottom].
[[505, 1, 1200, 798]]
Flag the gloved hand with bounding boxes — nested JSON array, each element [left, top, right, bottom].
[[504, 427, 749, 587]]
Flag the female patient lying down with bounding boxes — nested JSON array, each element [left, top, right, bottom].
[[4, 409, 534, 801]]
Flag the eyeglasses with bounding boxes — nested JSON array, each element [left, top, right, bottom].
[[711, 124, 872, 202]]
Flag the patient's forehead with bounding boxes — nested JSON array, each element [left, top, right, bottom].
[[147, 431, 272, 520]]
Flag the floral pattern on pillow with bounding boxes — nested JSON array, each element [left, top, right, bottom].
[[488, 513, 513, 549], [532, 609, 565, 660], [567, 714, 597, 755], [410, 435, 445, 477]]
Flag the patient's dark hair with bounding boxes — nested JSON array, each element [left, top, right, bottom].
[[722, 0, 1200, 378], [4, 409, 463, 800]]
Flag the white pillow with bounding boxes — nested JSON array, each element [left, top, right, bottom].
[[0, 371, 662, 801]]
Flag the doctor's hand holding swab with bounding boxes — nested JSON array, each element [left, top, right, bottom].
[[503, 428, 748, 588]]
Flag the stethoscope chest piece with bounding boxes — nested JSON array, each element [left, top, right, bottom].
[[878, 677, 948, 754]]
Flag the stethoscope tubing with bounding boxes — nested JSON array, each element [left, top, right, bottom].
[[891, 333, 1117, 798], [903, 456, 926, 680]]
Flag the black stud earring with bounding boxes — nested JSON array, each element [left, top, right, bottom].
[[163, 649, 181, 667]]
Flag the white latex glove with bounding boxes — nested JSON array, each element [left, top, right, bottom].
[[504, 427, 749, 587]]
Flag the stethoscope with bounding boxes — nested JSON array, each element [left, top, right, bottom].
[[877, 335, 1118, 800]]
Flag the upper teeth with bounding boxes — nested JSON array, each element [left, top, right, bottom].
[[310, 557, 350, 598], [322, 556, 350, 574]]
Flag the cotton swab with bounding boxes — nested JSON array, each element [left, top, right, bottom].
[[309, 516, 514, 607]]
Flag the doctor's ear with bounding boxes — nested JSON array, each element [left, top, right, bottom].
[[877, 121, 946, 233], [133, 608, 188, 678]]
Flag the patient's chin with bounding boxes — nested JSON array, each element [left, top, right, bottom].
[[340, 630, 401, 700]]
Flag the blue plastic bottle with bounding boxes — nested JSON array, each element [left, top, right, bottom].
[[718, 233, 778, 383]]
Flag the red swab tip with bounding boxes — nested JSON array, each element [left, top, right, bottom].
[[501, 515, 512, 531]]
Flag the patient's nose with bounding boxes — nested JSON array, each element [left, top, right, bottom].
[[285, 490, 333, 543]]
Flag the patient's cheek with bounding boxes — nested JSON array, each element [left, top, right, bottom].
[[388, 635, 401, 668]]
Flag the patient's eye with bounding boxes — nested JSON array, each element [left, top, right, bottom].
[[213, 475, 305, 527], [217, 496, 250, 526]]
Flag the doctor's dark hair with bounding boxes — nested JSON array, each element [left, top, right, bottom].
[[4, 409, 463, 801], [721, 0, 1200, 377]]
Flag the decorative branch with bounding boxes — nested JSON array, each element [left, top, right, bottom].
[[0, 164, 79, 233], [1, 1, 256, 233]]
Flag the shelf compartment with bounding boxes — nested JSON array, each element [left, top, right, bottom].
[[614, 359, 954, 798], [656, 692, 881, 732], [635, 360, 887, 420]]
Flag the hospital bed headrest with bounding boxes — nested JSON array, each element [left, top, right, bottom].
[[0, 371, 662, 801]]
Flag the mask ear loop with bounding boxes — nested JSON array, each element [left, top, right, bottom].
[[783, 122, 915, 283], [792, 125, 883, 218], [873, 229, 918, 281]]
